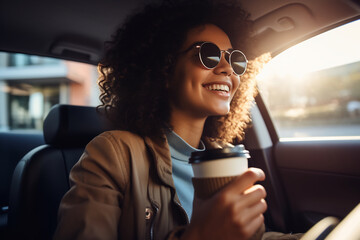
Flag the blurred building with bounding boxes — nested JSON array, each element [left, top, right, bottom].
[[0, 52, 99, 131]]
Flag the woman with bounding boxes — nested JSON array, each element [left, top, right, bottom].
[[53, 0, 268, 239]]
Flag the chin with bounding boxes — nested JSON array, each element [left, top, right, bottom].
[[209, 108, 230, 116]]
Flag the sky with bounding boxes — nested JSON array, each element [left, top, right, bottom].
[[258, 19, 360, 80]]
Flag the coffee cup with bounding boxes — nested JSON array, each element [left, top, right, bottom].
[[189, 144, 250, 199]]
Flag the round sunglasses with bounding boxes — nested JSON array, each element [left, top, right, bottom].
[[190, 41, 248, 76]]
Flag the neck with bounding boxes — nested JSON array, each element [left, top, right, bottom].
[[169, 110, 206, 148]]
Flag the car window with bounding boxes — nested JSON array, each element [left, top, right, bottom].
[[257, 19, 360, 139], [0, 52, 99, 132]]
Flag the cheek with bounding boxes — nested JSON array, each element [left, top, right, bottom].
[[175, 66, 205, 91], [169, 64, 195, 104]]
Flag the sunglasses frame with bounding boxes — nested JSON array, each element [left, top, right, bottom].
[[194, 41, 248, 76]]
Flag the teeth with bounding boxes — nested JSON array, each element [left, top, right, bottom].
[[206, 84, 230, 92]]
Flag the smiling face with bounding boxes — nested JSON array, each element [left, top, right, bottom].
[[169, 24, 241, 120]]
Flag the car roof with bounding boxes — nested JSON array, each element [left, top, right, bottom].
[[1, 0, 359, 64]]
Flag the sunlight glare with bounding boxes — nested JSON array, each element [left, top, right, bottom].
[[258, 19, 360, 81]]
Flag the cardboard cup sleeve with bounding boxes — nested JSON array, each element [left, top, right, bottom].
[[192, 176, 237, 199]]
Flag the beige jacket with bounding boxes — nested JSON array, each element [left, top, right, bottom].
[[54, 130, 188, 240]]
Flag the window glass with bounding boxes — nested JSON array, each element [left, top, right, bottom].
[[0, 52, 99, 132], [257, 20, 360, 138], [8, 53, 60, 67]]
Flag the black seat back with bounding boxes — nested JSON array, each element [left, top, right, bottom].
[[8, 104, 113, 240], [0, 131, 44, 240]]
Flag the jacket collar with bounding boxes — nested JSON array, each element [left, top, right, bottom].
[[144, 135, 175, 189]]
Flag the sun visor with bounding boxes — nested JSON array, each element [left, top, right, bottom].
[[51, 36, 102, 64]]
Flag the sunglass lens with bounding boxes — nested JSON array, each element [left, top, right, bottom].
[[230, 51, 247, 75], [200, 42, 221, 68]]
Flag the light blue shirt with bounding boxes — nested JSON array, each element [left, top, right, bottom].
[[165, 130, 205, 220]]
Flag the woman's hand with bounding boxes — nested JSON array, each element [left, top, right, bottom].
[[181, 168, 267, 240]]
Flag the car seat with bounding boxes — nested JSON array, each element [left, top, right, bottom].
[[0, 131, 44, 240], [8, 104, 114, 240]]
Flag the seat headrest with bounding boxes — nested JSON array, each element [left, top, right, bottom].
[[43, 104, 114, 148]]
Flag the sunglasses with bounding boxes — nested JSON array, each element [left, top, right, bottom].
[[188, 41, 248, 76]]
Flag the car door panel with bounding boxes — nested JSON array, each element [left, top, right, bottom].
[[275, 140, 360, 232]]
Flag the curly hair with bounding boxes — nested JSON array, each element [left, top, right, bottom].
[[98, 0, 265, 143]]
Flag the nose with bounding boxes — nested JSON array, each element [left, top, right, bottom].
[[213, 52, 233, 76]]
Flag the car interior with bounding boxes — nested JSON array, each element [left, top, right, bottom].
[[1, 0, 360, 239]]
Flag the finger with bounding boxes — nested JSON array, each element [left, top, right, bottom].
[[243, 183, 266, 195], [223, 168, 265, 194], [241, 214, 265, 239], [239, 199, 267, 224], [248, 167, 266, 182], [238, 185, 267, 208]]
